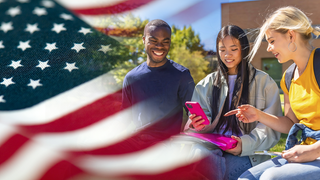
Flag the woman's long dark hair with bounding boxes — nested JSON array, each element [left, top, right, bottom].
[[212, 25, 250, 136]]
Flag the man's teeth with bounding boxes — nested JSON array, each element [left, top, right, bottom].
[[154, 51, 163, 55]]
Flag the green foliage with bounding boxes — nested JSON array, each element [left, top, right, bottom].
[[95, 13, 148, 65], [112, 36, 146, 65], [170, 25, 205, 54], [170, 46, 208, 84], [103, 14, 148, 65], [109, 61, 137, 88], [101, 14, 146, 84], [168, 26, 209, 83]]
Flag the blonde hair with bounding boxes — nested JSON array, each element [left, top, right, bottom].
[[249, 6, 320, 62]]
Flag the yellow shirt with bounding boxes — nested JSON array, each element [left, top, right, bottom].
[[280, 48, 320, 145]]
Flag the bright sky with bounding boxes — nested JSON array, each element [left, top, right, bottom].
[[131, 0, 255, 51]]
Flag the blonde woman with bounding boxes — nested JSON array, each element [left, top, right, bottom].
[[224, 6, 320, 180]]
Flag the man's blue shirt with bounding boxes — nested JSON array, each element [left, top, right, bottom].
[[122, 59, 195, 134]]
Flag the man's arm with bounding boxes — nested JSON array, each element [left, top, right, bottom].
[[121, 76, 132, 110], [179, 70, 195, 113]]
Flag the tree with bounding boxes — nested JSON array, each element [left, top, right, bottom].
[[170, 25, 205, 55], [108, 61, 137, 88], [170, 46, 209, 84], [95, 13, 148, 65], [169, 26, 208, 84]]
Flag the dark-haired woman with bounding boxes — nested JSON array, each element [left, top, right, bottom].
[[184, 25, 282, 180]]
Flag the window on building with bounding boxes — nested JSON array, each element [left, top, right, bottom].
[[262, 58, 282, 90]]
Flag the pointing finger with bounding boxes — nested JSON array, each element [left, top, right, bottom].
[[224, 109, 239, 116]]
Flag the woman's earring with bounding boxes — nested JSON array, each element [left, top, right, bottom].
[[288, 42, 297, 52]]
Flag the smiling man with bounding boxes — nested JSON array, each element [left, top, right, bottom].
[[122, 19, 195, 139]]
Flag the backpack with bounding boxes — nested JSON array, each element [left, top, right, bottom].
[[285, 48, 320, 92]]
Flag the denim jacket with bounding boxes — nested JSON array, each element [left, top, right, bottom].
[[185, 64, 282, 166], [286, 123, 320, 150]]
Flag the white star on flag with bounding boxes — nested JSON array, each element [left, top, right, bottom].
[[71, 43, 85, 53], [0, 41, 4, 49], [64, 62, 78, 72], [98, 44, 112, 54], [17, 40, 31, 51], [78, 27, 92, 35], [41, 0, 55, 8], [33, 7, 47, 16], [36, 60, 50, 70], [8, 60, 23, 69], [6, 6, 21, 17], [60, 13, 73, 20], [1, 77, 15, 87], [25, 23, 40, 34], [27, 79, 42, 89], [0, 22, 13, 33], [52, 23, 66, 33], [0, 95, 5, 103], [44, 42, 58, 52]]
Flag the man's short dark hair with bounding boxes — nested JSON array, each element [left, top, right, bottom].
[[144, 19, 171, 36]]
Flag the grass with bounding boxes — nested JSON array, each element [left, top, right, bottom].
[[269, 93, 294, 153], [280, 93, 284, 113], [280, 93, 284, 102], [270, 133, 287, 152]]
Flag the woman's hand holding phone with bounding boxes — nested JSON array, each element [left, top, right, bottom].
[[185, 101, 210, 131], [189, 114, 207, 131]]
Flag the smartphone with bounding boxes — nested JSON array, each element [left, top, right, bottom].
[[185, 101, 210, 125]]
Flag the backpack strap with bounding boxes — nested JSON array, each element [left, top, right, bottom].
[[285, 63, 296, 92], [314, 48, 320, 89], [285, 48, 320, 92]]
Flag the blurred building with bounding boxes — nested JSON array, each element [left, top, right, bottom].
[[221, 0, 320, 88]]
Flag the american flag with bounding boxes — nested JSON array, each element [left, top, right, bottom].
[[0, 0, 214, 179]]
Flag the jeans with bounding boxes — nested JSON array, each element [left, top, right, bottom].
[[238, 156, 320, 180], [239, 123, 320, 180], [171, 136, 252, 180], [193, 149, 252, 180], [224, 152, 252, 180]]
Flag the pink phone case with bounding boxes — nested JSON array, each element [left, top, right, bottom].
[[181, 132, 238, 151], [185, 101, 210, 125]]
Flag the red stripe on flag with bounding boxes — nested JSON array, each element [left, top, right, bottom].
[[70, 0, 154, 15], [39, 160, 84, 180], [18, 89, 123, 134], [0, 134, 29, 165], [68, 111, 182, 156]]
